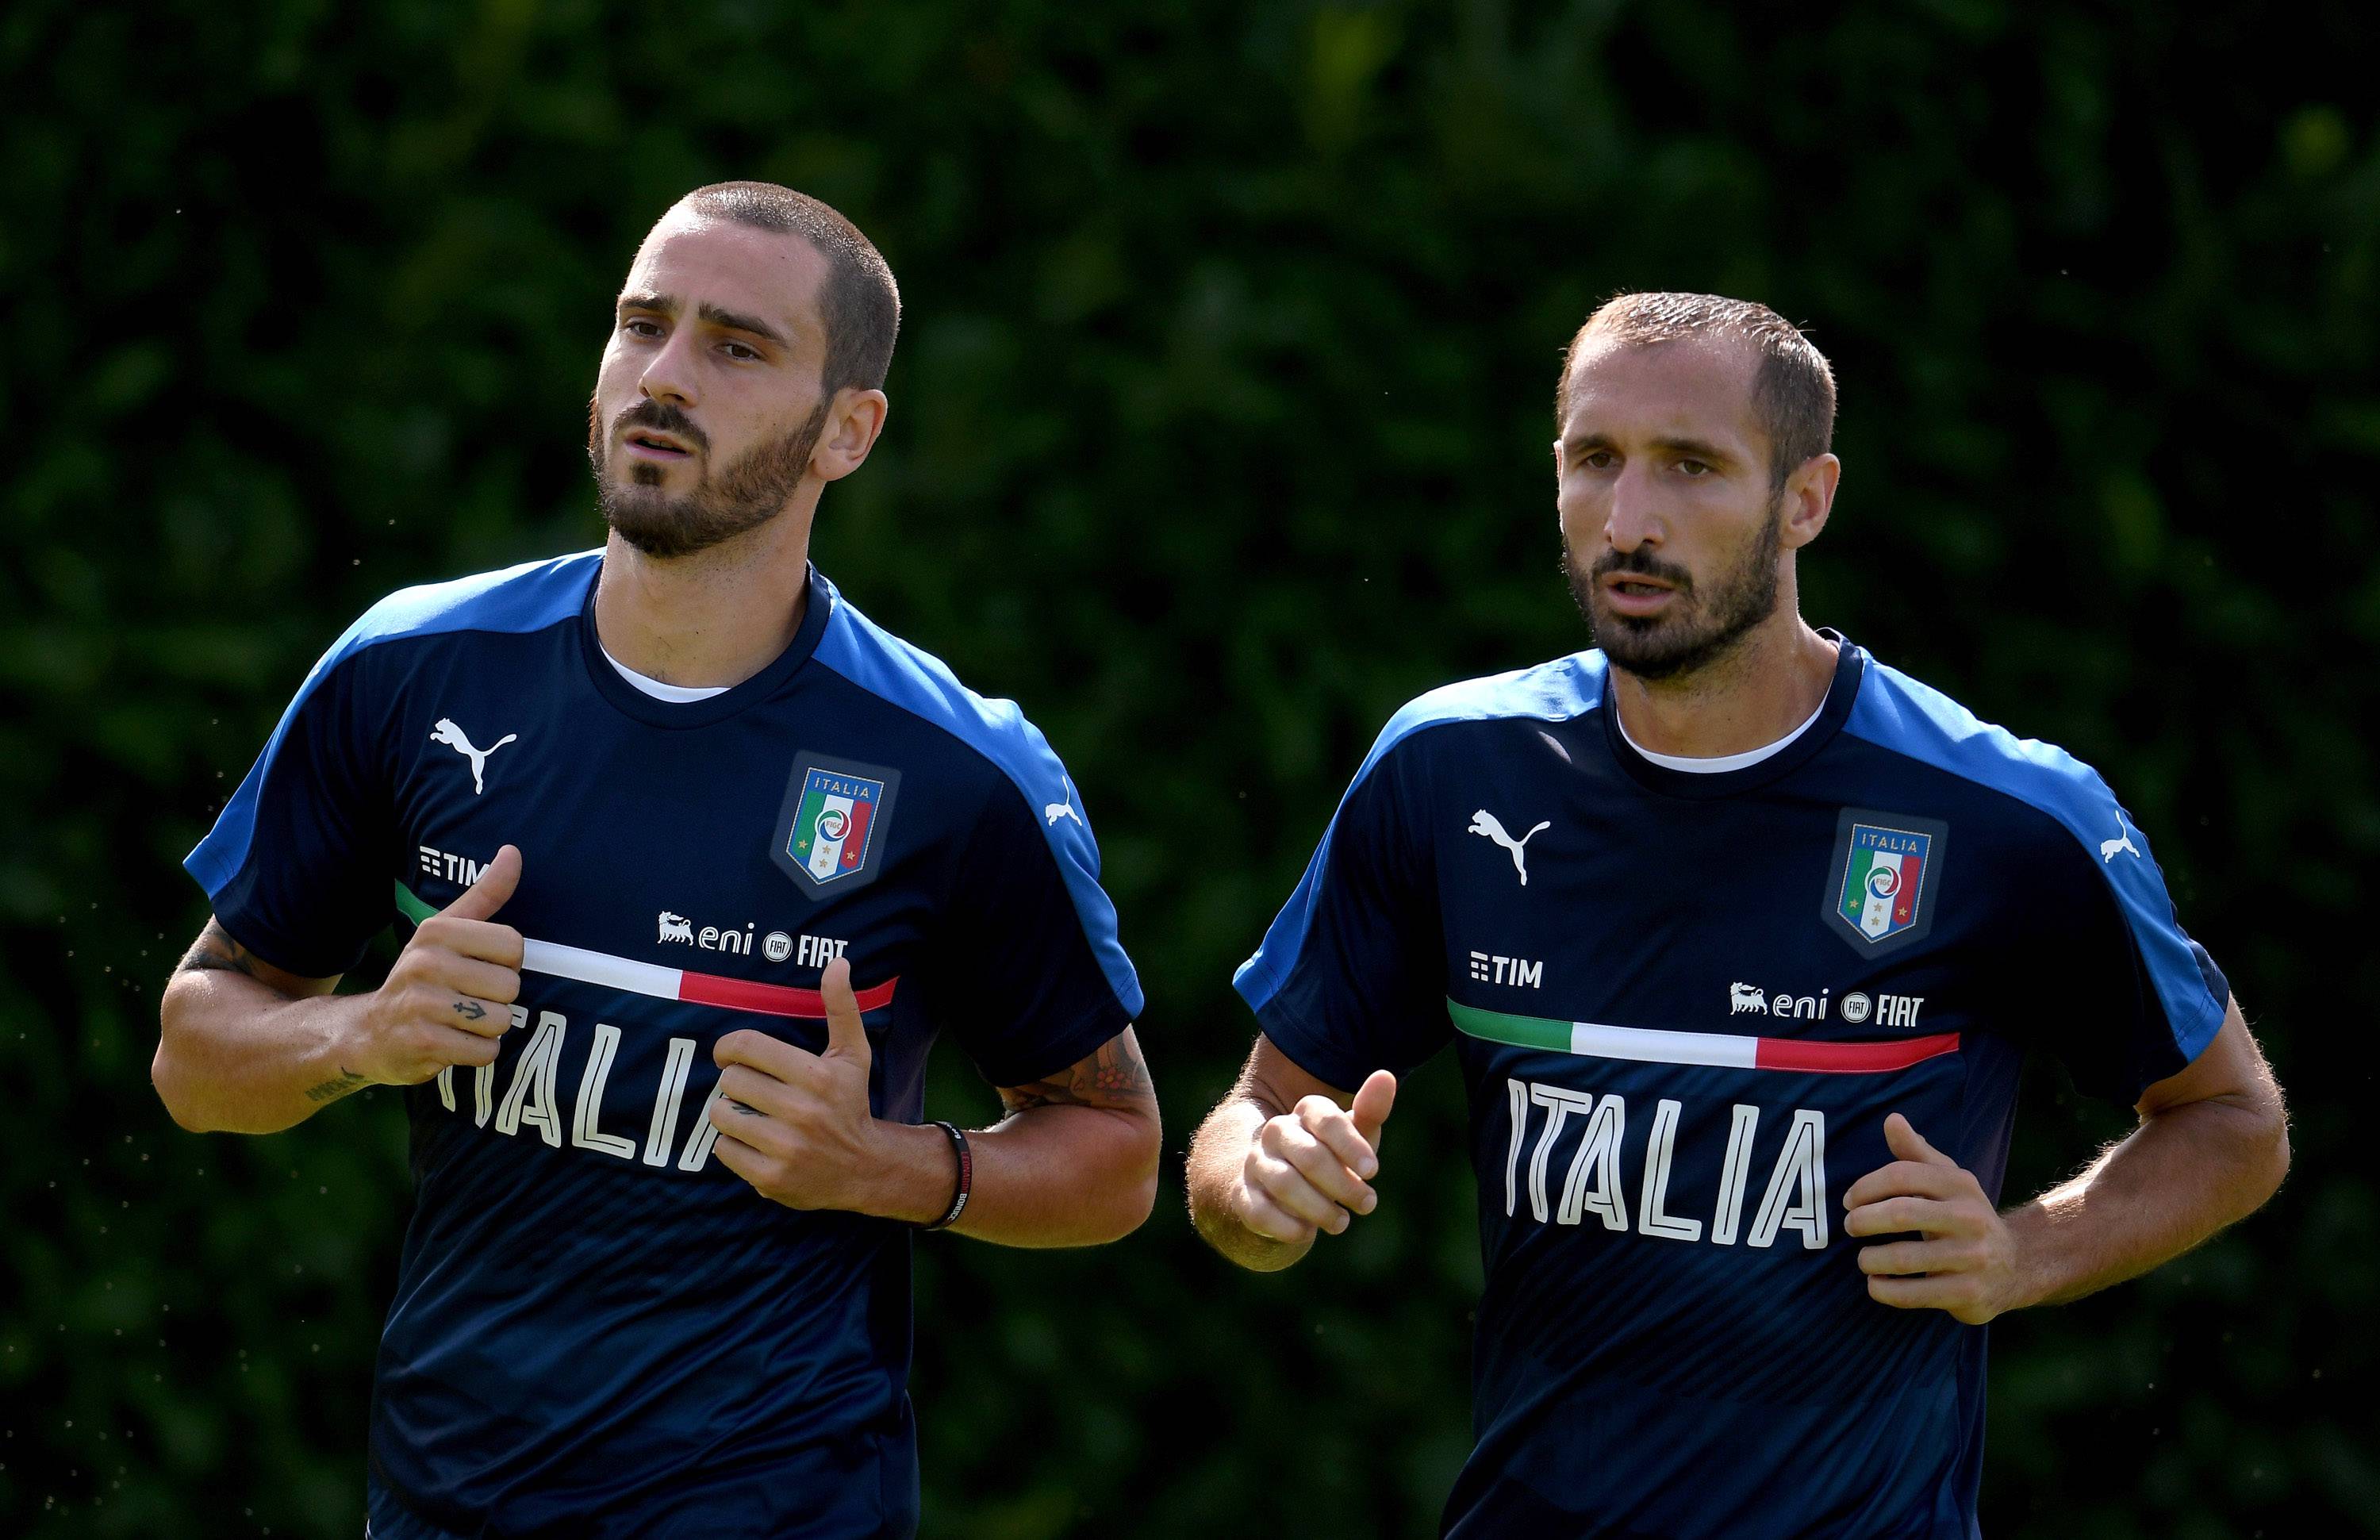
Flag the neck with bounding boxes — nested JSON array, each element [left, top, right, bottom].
[[592, 508, 815, 689], [1609, 609, 1839, 759]]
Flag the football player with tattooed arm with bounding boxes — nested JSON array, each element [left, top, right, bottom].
[[155, 181, 1159, 1540], [1186, 293, 2289, 1537]]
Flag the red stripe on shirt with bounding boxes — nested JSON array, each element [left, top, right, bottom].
[[676, 972, 900, 1020], [1754, 1031, 1961, 1073]]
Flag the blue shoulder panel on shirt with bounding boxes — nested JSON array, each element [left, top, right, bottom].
[[1234, 651, 1608, 1015], [1844, 660, 2225, 1064], [812, 581, 1144, 1019], [186, 551, 601, 898]]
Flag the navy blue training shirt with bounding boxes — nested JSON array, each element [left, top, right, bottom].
[[1235, 637, 2227, 1539], [186, 552, 1142, 1539]]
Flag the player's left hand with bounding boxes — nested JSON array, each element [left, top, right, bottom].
[[707, 957, 883, 1212], [1843, 1113, 2023, 1325]]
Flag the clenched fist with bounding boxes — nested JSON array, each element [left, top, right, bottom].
[[706, 956, 887, 1212], [1844, 1113, 2022, 1325], [1228, 1070, 1397, 1246], [346, 844, 524, 1086]]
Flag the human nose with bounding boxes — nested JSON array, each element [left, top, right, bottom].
[[1603, 461, 1663, 553], [638, 328, 700, 409]]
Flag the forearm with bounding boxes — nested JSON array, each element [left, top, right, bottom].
[[2003, 1092, 2290, 1311], [1186, 1095, 1313, 1273], [854, 1105, 1161, 1247], [154, 974, 365, 1135]]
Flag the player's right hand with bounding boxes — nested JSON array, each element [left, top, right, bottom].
[[1234, 1070, 1396, 1245], [347, 845, 524, 1086]]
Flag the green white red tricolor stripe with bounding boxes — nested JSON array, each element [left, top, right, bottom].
[[395, 884, 895, 1020], [1447, 1000, 1957, 1073]]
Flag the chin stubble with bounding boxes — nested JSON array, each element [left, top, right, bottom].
[[1565, 497, 1784, 683], [590, 397, 831, 559]]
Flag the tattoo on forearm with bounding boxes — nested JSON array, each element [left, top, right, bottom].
[[303, 1070, 369, 1104], [453, 1000, 486, 1020], [178, 920, 261, 980], [1000, 1029, 1157, 1115]]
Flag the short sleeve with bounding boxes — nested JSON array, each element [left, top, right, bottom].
[[924, 773, 1140, 1088], [1233, 739, 1448, 1090], [184, 647, 393, 977], [2010, 807, 2230, 1105]]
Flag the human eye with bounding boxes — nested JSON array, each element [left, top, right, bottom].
[[720, 340, 762, 362], [621, 317, 664, 340], [1581, 448, 1617, 470], [1676, 458, 1712, 477]]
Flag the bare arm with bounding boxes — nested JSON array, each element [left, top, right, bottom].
[[1844, 996, 2289, 1323], [707, 961, 1161, 1247], [152, 848, 526, 1135], [951, 1026, 1162, 1246], [1185, 1033, 1395, 1273], [2000, 997, 2288, 1308], [153, 919, 361, 1132]]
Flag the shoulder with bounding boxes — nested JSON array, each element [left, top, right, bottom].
[[1357, 650, 1608, 785], [811, 581, 1074, 810], [1842, 655, 2129, 858], [280, 551, 598, 711], [319, 551, 599, 674], [1844, 653, 2228, 1068]]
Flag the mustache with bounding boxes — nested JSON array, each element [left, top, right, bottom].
[[1587, 545, 1695, 593], [612, 399, 711, 455]]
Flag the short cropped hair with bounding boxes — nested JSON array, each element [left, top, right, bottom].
[[1558, 293, 1836, 489], [680, 181, 902, 396]]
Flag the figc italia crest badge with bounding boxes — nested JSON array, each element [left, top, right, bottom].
[[773, 754, 903, 895], [1821, 808, 1948, 956]]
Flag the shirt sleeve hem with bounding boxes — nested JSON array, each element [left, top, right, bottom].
[[2102, 985, 2230, 1106], [2178, 985, 2228, 1061], [2157, 986, 2231, 1085], [190, 864, 373, 981], [971, 996, 1136, 1090], [1246, 998, 1374, 1097]]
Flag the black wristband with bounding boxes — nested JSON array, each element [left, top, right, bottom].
[[920, 1120, 971, 1231]]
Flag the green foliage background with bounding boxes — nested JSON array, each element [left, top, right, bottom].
[[5, 1, 2375, 1534]]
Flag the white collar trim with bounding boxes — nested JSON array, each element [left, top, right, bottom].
[[601, 645, 731, 703], [1615, 693, 1829, 774]]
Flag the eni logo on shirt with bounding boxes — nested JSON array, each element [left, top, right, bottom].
[[657, 912, 756, 954]]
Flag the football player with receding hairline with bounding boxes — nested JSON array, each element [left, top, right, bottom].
[[1188, 291, 2290, 1538]]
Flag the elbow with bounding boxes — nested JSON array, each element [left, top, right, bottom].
[[152, 989, 223, 1135], [1078, 1107, 1161, 1245], [1121, 1155, 1161, 1239], [1106, 1112, 1164, 1242], [151, 1034, 213, 1134], [2213, 1088, 2292, 1219], [2243, 1066, 2292, 1208], [2256, 1106, 2292, 1205]]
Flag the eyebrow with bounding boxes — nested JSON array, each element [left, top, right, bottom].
[[615, 292, 791, 348], [1648, 436, 1735, 463], [1561, 430, 1739, 464]]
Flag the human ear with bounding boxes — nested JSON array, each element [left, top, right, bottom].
[[1779, 453, 1841, 551], [812, 389, 890, 483]]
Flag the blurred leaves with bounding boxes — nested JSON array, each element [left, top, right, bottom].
[[3, 0, 2377, 1535]]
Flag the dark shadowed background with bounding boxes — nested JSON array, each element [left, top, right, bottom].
[[5, 1, 2376, 1534]]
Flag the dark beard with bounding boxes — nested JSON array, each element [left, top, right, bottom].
[[1564, 497, 1783, 682], [588, 396, 831, 559]]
